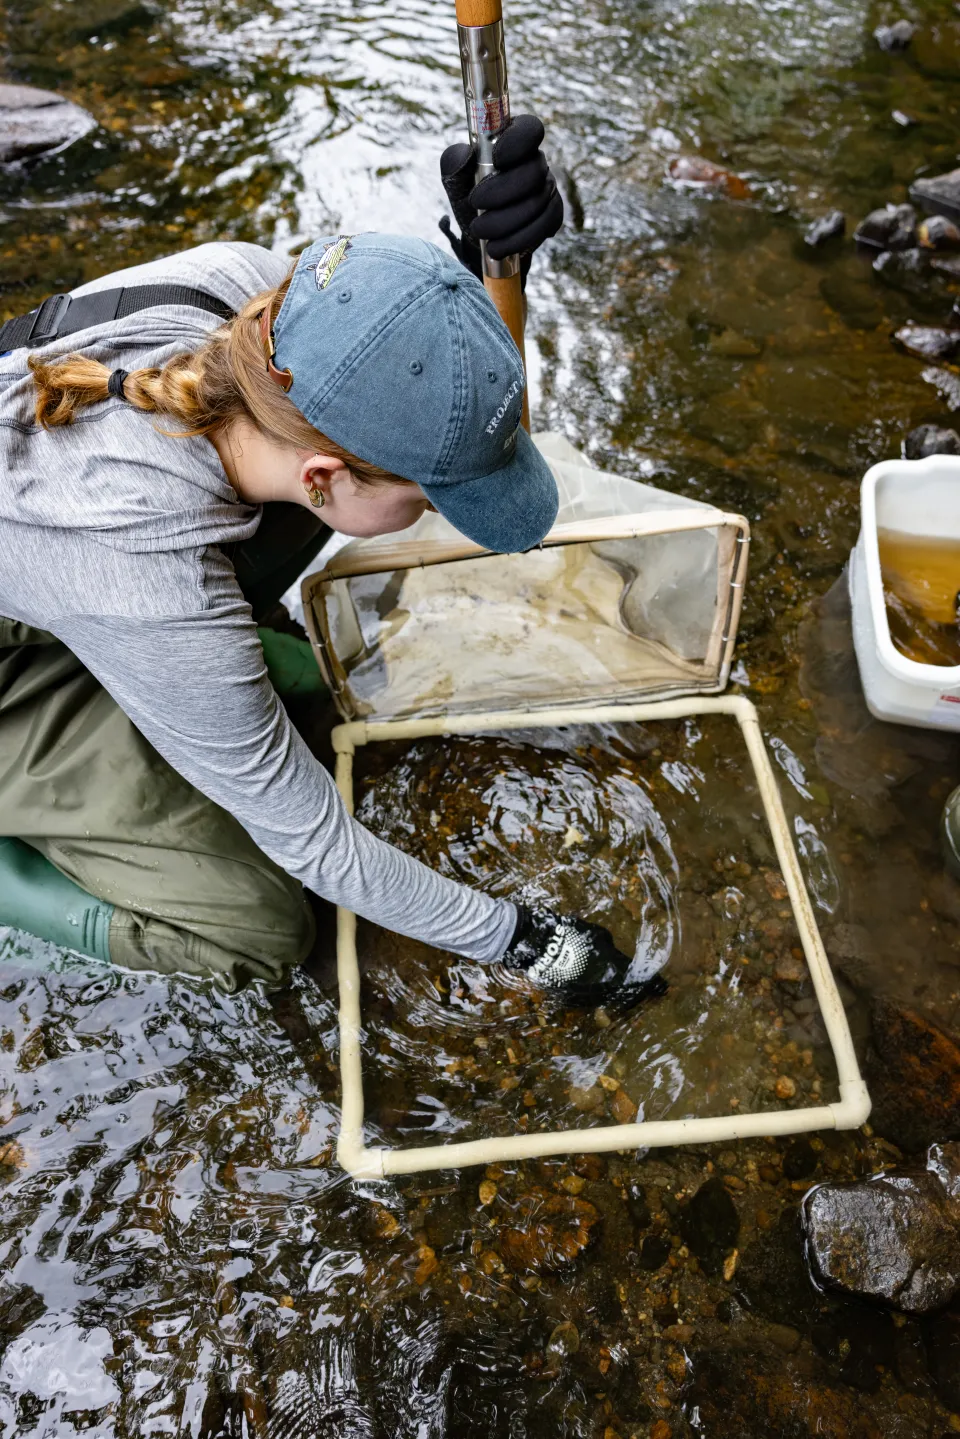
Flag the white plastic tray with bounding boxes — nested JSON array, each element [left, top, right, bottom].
[[851, 454, 960, 730]]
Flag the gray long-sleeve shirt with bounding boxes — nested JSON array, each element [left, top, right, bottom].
[[0, 241, 515, 963]]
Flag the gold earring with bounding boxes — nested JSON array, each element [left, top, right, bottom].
[[306, 483, 325, 509]]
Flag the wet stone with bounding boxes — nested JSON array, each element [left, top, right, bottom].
[[919, 215, 960, 250], [0, 84, 95, 165], [801, 1141, 960, 1313], [766, 1323, 801, 1353], [874, 19, 916, 51], [667, 155, 752, 200], [679, 1178, 739, 1276], [872, 247, 939, 302], [639, 1234, 672, 1271], [498, 1187, 599, 1273], [546, 1321, 580, 1358], [708, 328, 764, 358], [854, 202, 917, 251], [903, 423, 960, 459], [911, 167, 960, 225], [804, 210, 845, 248], [866, 1001, 960, 1151], [783, 1138, 818, 1180], [893, 323, 960, 361]]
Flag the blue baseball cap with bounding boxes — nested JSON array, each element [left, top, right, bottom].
[[272, 232, 558, 553]]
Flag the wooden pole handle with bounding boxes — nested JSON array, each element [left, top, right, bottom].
[[484, 273, 530, 430], [455, 0, 501, 23]]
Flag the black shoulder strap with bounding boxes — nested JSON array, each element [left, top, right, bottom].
[[0, 283, 236, 353]]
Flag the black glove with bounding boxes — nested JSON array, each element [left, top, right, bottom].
[[502, 905, 668, 1011], [439, 113, 564, 285]]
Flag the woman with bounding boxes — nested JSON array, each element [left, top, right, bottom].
[[0, 120, 664, 1008]]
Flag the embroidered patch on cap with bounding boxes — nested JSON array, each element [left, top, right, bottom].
[[308, 236, 353, 290]]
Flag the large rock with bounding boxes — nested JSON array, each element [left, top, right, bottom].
[[801, 1141, 960, 1313], [0, 83, 94, 165], [867, 1001, 960, 1151]]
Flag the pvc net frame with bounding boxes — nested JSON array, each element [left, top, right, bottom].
[[302, 440, 870, 1177], [329, 695, 869, 1179]]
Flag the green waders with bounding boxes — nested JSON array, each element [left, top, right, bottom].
[[0, 503, 330, 991]]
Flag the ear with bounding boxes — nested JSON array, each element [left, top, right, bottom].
[[298, 451, 350, 505]]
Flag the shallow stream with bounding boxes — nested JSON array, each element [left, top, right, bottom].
[[2, 0, 960, 1433]]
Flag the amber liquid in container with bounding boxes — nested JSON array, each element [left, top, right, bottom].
[[878, 528, 960, 667]]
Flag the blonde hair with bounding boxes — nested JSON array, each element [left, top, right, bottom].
[[27, 269, 402, 487]]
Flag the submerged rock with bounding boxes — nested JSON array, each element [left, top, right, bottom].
[[639, 1233, 671, 1271], [801, 1141, 960, 1313], [893, 323, 960, 361], [867, 1001, 960, 1151], [681, 1341, 885, 1437], [709, 328, 764, 358], [903, 423, 960, 459], [0, 83, 94, 165], [926, 1310, 960, 1410], [819, 256, 886, 330], [911, 167, 960, 225], [872, 246, 934, 299], [498, 1186, 599, 1273], [679, 1177, 739, 1276], [546, 1320, 580, 1357], [854, 202, 916, 250], [667, 155, 752, 200], [874, 19, 916, 51], [737, 1207, 826, 1327], [810, 1309, 896, 1393], [804, 210, 845, 248], [918, 214, 960, 250]]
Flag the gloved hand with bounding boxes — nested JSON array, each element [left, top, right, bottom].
[[502, 905, 668, 1010], [439, 114, 564, 286]]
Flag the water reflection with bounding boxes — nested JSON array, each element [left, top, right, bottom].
[[355, 722, 829, 1147]]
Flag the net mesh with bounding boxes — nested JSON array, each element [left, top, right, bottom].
[[306, 434, 745, 722]]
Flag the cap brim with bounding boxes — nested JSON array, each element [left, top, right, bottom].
[[419, 427, 559, 553]]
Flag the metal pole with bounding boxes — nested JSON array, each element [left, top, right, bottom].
[[455, 0, 530, 429]]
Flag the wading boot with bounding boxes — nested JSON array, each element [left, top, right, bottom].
[[258, 627, 329, 698], [0, 838, 112, 961]]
